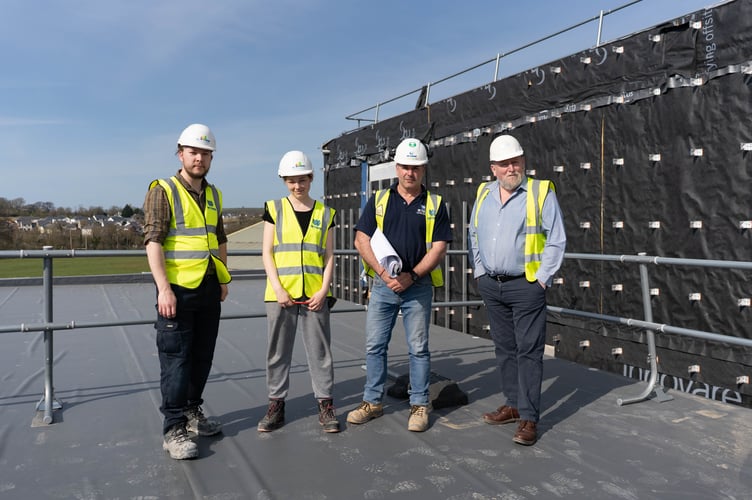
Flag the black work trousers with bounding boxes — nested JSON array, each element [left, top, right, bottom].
[[155, 275, 221, 434]]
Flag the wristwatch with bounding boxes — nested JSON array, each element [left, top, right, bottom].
[[409, 270, 420, 282]]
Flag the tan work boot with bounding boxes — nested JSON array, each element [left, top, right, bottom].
[[346, 401, 383, 424], [407, 404, 430, 432]]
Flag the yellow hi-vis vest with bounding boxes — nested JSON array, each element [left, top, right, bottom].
[[264, 199, 335, 301], [472, 178, 554, 282], [363, 189, 444, 287], [151, 176, 231, 288]]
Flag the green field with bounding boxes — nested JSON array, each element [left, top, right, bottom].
[[0, 256, 151, 278]]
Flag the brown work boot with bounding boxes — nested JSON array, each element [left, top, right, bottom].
[[257, 399, 285, 432], [482, 405, 520, 425], [318, 399, 341, 433], [513, 420, 537, 446]]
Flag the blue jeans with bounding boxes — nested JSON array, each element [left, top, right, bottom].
[[363, 276, 433, 406]]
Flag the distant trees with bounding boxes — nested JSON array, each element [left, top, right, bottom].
[[1, 222, 142, 251], [0, 219, 14, 249], [0, 197, 138, 218], [0, 197, 27, 217], [0, 197, 258, 250], [0, 197, 145, 250]]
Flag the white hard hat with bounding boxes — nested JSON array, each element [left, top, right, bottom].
[[394, 138, 428, 166], [489, 135, 524, 162], [177, 123, 216, 151], [278, 150, 313, 177]]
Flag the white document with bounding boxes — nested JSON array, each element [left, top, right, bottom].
[[370, 228, 402, 278]]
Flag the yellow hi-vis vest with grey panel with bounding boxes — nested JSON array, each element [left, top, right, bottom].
[[151, 176, 231, 288], [472, 178, 553, 282], [362, 189, 444, 287], [264, 199, 335, 301]]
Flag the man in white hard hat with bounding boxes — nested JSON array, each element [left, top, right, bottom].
[[347, 138, 452, 432], [257, 150, 340, 434], [143, 123, 231, 459], [468, 134, 566, 446]]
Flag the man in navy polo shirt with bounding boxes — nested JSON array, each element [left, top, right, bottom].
[[347, 138, 452, 432]]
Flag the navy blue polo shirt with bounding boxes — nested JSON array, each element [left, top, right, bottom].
[[355, 183, 453, 272]]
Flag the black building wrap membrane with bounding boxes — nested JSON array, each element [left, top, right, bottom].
[[322, 0, 752, 405]]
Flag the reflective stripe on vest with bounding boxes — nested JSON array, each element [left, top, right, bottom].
[[264, 199, 334, 301], [472, 178, 553, 282], [152, 176, 231, 288], [363, 189, 444, 287]]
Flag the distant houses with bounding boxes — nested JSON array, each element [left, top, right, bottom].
[[13, 216, 37, 231], [11, 214, 142, 234], [8, 211, 256, 237], [3, 211, 258, 250]]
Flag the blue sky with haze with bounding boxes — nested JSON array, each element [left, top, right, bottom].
[[3, 0, 717, 210]]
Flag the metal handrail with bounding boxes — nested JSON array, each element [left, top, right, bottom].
[[4, 248, 748, 345], [2, 248, 750, 421], [0, 248, 366, 423], [344, 0, 642, 126]]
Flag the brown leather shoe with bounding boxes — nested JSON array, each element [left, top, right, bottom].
[[513, 420, 537, 446], [482, 405, 520, 425]]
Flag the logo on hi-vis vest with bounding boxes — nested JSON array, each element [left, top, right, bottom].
[[417, 204, 436, 219], [207, 200, 216, 211], [375, 205, 384, 217], [312, 218, 322, 228]]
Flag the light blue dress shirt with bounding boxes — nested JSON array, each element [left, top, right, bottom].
[[468, 178, 566, 286]]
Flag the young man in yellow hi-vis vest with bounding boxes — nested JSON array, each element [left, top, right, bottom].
[[258, 151, 339, 433], [468, 134, 566, 446], [347, 138, 452, 433], [143, 124, 231, 460]]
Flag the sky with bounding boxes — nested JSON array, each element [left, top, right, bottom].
[[3, 0, 719, 211]]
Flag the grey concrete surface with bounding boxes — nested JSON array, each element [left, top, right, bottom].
[[1, 278, 751, 499], [226, 221, 265, 271]]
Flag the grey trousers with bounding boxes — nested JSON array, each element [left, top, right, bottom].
[[264, 302, 334, 400]]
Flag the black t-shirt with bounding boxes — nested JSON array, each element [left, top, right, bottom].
[[263, 199, 331, 234]]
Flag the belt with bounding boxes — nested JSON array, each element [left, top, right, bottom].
[[487, 273, 525, 282]]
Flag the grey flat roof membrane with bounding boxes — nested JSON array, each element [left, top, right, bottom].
[[1, 280, 751, 499]]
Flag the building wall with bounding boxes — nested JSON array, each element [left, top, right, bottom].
[[322, 0, 752, 405]]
